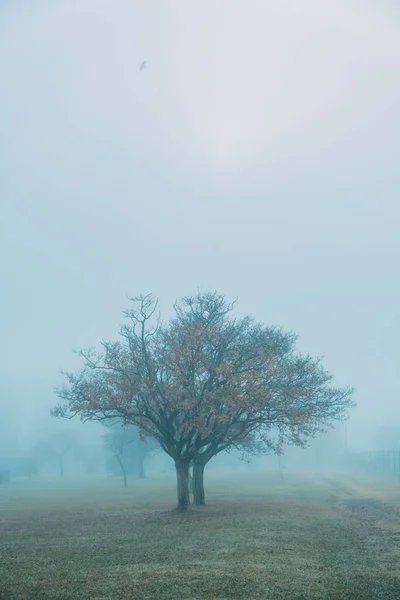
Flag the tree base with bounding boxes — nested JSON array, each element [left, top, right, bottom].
[[192, 501, 207, 508]]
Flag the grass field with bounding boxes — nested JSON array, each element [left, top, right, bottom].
[[1, 471, 400, 599]]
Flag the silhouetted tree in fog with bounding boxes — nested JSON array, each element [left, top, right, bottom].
[[103, 423, 134, 488], [53, 292, 354, 509], [103, 421, 158, 486], [34, 430, 78, 477]]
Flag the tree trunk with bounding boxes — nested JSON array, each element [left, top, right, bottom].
[[175, 460, 190, 510], [192, 460, 206, 506], [188, 467, 194, 494], [116, 455, 127, 488], [136, 453, 146, 479]]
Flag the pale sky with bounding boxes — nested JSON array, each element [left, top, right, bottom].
[[1, 0, 399, 450]]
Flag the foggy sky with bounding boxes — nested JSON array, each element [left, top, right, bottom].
[[1, 0, 399, 450]]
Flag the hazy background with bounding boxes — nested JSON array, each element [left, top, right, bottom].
[[1, 0, 399, 458]]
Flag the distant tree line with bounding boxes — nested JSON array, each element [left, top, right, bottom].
[[0, 457, 37, 483], [342, 450, 400, 477]]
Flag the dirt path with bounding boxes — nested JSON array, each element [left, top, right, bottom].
[[318, 473, 400, 520], [299, 473, 400, 598]]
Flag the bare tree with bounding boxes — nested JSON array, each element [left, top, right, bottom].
[[103, 424, 136, 488], [103, 420, 157, 485], [53, 292, 354, 509], [34, 430, 78, 478]]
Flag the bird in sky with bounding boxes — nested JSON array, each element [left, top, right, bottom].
[[139, 61, 147, 72]]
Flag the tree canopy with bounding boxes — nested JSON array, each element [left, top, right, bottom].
[[53, 292, 354, 509]]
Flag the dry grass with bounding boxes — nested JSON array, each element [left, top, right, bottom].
[[1, 472, 400, 599]]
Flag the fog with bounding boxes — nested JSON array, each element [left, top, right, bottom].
[[1, 0, 399, 475]]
